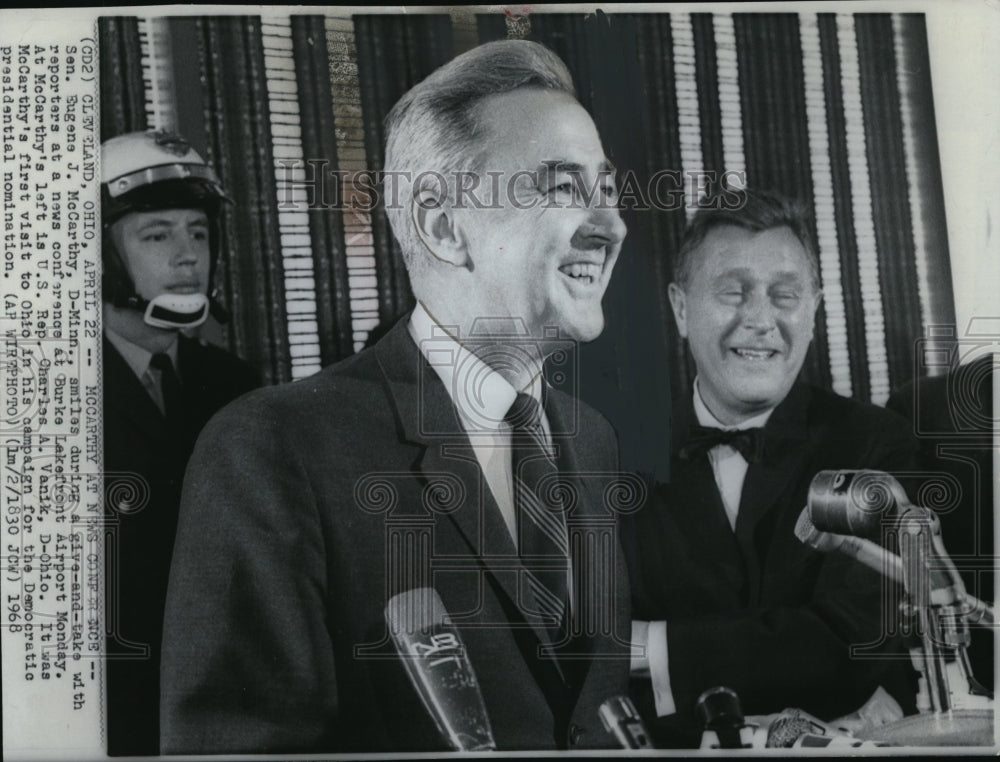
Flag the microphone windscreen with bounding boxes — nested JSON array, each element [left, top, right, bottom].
[[695, 686, 743, 727], [386, 586, 448, 634], [808, 470, 897, 540]]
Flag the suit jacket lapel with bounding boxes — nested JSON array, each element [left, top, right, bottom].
[[671, 403, 744, 575], [374, 319, 560, 654], [734, 383, 810, 598], [103, 336, 165, 441]]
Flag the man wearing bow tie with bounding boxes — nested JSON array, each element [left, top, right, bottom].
[[625, 188, 918, 747]]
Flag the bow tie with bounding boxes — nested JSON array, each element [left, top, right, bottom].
[[679, 425, 766, 463]]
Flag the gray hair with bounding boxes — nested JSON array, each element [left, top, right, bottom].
[[383, 40, 576, 274], [674, 188, 821, 292]]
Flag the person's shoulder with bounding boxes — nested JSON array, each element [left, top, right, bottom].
[[181, 335, 258, 384], [798, 382, 912, 436], [550, 386, 614, 433], [211, 344, 389, 425], [888, 354, 993, 432], [548, 387, 619, 468]]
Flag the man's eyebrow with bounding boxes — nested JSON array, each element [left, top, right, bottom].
[[536, 159, 618, 175], [711, 267, 807, 283], [136, 216, 208, 232], [135, 217, 178, 231]]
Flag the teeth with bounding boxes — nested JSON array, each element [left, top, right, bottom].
[[560, 262, 601, 283], [734, 348, 776, 359]]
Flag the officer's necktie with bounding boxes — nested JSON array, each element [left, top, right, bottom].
[[679, 425, 766, 463], [149, 353, 181, 420], [505, 392, 569, 641]]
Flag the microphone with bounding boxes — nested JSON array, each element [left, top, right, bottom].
[[795, 506, 903, 582], [804, 473, 995, 623], [696, 686, 751, 749], [385, 588, 496, 751], [807, 470, 907, 540], [598, 696, 653, 749]]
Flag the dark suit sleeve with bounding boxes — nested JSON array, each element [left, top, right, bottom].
[[661, 557, 899, 721], [160, 393, 338, 754], [654, 410, 919, 729]]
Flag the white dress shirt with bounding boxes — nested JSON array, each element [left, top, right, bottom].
[[692, 378, 774, 531], [635, 378, 775, 717], [408, 301, 549, 545]]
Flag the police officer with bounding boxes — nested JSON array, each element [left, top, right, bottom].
[[101, 130, 259, 756]]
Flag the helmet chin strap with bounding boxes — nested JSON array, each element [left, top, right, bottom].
[[143, 293, 210, 329], [118, 292, 210, 330]]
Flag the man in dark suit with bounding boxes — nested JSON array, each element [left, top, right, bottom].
[[101, 130, 259, 756], [625, 188, 919, 747], [161, 40, 633, 753]]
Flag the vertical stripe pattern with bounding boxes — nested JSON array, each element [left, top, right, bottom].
[[836, 14, 891, 404], [672, 15, 706, 217], [800, 13, 853, 397], [119, 11, 954, 404], [262, 19, 323, 378], [713, 14, 746, 188], [893, 13, 933, 375], [325, 16, 378, 352], [137, 18, 177, 131]]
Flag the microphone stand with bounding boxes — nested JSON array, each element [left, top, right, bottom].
[[896, 505, 992, 714]]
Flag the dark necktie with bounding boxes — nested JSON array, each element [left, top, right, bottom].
[[679, 425, 766, 463], [505, 392, 569, 640], [149, 352, 181, 419]]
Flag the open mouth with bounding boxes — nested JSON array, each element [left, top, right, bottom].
[[167, 284, 203, 293], [731, 348, 779, 360], [558, 261, 603, 286]]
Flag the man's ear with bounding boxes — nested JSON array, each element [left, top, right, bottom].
[[668, 282, 688, 339], [807, 288, 823, 341], [412, 188, 469, 269]]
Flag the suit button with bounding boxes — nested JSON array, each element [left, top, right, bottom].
[[568, 723, 585, 746]]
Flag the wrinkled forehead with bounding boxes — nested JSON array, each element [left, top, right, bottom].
[[472, 88, 609, 172], [690, 224, 815, 283]]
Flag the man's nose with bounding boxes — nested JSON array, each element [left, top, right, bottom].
[[741, 291, 777, 332], [173, 234, 201, 266], [571, 206, 627, 251]]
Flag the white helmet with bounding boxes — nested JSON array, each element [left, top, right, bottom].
[[102, 130, 232, 328]]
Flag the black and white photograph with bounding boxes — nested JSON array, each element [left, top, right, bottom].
[[1, 3, 998, 758]]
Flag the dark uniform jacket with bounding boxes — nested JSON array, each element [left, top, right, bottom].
[[103, 333, 259, 756]]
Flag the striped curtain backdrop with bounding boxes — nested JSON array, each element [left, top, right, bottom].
[[98, 10, 953, 472]]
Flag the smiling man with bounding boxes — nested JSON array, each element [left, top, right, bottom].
[[100, 131, 259, 756], [161, 40, 631, 753], [625, 188, 918, 747]]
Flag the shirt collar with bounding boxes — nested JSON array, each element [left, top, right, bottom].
[[408, 301, 544, 432], [104, 326, 179, 381], [693, 376, 774, 431]]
